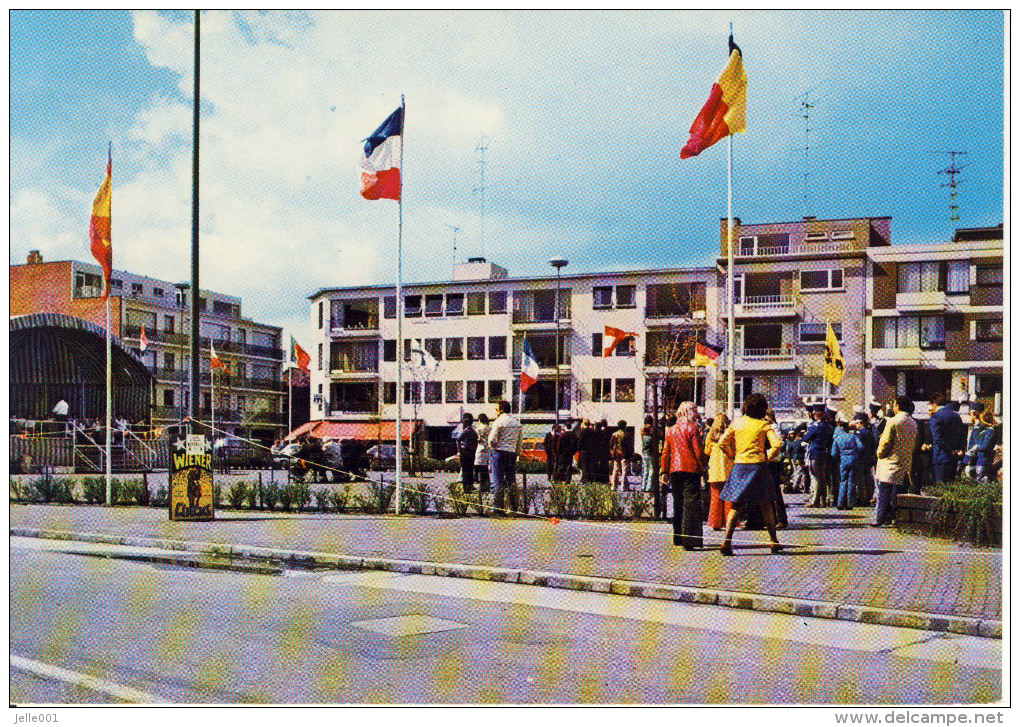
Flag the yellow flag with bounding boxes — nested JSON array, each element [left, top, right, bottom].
[[823, 323, 845, 387]]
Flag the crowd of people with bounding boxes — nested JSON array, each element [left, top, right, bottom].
[[450, 391, 1004, 555]]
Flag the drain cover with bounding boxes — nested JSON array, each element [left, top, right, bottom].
[[351, 615, 468, 637]]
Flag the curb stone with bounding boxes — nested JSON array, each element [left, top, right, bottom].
[[10, 526, 1000, 639]]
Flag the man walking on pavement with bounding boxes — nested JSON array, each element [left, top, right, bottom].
[[873, 395, 918, 527], [488, 400, 523, 514], [930, 393, 967, 483], [544, 424, 559, 483], [803, 403, 835, 508], [452, 412, 478, 493]]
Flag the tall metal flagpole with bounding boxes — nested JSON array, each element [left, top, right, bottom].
[[105, 142, 112, 504], [395, 95, 406, 516], [726, 129, 735, 418], [189, 9, 201, 431], [288, 366, 293, 437], [211, 362, 216, 436]]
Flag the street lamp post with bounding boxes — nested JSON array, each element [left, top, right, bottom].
[[549, 258, 568, 429]]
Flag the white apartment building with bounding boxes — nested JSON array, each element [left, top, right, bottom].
[[308, 258, 723, 456]]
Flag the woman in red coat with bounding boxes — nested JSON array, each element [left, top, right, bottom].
[[660, 401, 704, 550]]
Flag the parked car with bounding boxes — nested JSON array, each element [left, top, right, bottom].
[[271, 441, 300, 467], [366, 443, 411, 470], [519, 438, 547, 464]]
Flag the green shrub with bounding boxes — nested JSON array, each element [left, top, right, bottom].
[[608, 489, 626, 520], [431, 485, 446, 515], [119, 478, 148, 505], [212, 484, 223, 509], [580, 482, 610, 520], [925, 478, 1002, 546], [294, 482, 312, 510], [245, 480, 260, 509], [228, 481, 248, 510], [548, 482, 579, 519], [263, 483, 280, 511], [470, 489, 490, 517], [516, 458, 547, 475], [330, 486, 352, 513], [152, 486, 168, 508], [314, 488, 331, 511], [83, 476, 106, 504], [403, 484, 431, 516], [279, 483, 294, 511], [518, 482, 536, 516], [446, 482, 470, 516], [412, 457, 459, 473], [365, 481, 395, 514], [628, 491, 650, 519]]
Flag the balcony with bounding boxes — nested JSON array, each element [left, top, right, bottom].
[[644, 309, 707, 327], [895, 291, 950, 311], [733, 294, 798, 318], [871, 347, 946, 367], [735, 347, 797, 371], [728, 237, 859, 259], [329, 326, 380, 338]]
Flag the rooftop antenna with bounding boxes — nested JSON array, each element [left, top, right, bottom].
[[797, 90, 817, 215], [446, 224, 460, 279], [934, 150, 967, 224], [474, 136, 490, 259]]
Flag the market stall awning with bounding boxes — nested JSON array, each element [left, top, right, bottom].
[[285, 420, 414, 442]]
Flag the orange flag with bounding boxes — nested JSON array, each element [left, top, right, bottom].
[[89, 147, 113, 299], [210, 342, 226, 370], [604, 325, 638, 357]]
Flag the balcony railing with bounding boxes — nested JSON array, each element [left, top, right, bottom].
[[738, 347, 794, 361], [740, 294, 795, 308], [733, 240, 857, 258]]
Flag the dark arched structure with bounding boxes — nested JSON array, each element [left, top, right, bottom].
[[10, 313, 153, 422]]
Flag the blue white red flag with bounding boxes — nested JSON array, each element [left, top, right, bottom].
[[360, 106, 403, 201], [521, 340, 539, 393]]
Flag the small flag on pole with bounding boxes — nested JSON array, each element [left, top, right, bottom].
[[680, 34, 747, 159], [521, 340, 540, 393], [360, 106, 404, 201], [210, 342, 226, 370], [603, 326, 638, 357], [823, 323, 845, 387], [290, 336, 310, 372], [694, 340, 723, 367], [89, 147, 113, 298], [139, 326, 149, 352]]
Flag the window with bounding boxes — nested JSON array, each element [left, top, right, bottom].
[[424, 381, 442, 404], [975, 318, 1003, 342], [131, 283, 143, 298], [403, 382, 421, 404], [800, 269, 843, 291], [467, 337, 486, 360], [488, 291, 507, 314], [466, 292, 486, 315], [318, 301, 324, 328], [976, 266, 1003, 286], [487, 380, 505, 403], [404, 295, 422, 317], [425, 294, 444, 317], [163, 315, 175, 333], [153, 287, 164, 299], [615, 378, 635, 402], [446, 337, 464, 360], [383, 296, 396, 319], [383, 382, 397, 405], [898, 262, 942, 293], [976, 375, 1002, 397], [383, 339, 397, 362], [591, 333, 603, 356], [445, 381, 463, 403], [112, 279, 123, 290], [897, 317, 920, 348], [919, 316, 945, 349], [488, 336, 507, 359], [947, 261, 970, 294], [592, 378, 612, 403], [317, 343, 323, 370], [593, 286, 613, 309], [445, 293, 464, 317], [403, 339, 412, 362], [164, 352, 175, 370], [616, 285, 636, 308], [467, 380, 485, 403], [615, 337, 634, 357], [424, 338, 443, 361], [799, 322, 841, 344], [798, 375, 824, 398], [163, 389, 175, 407]]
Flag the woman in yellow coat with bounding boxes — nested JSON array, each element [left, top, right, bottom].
[[704, 413, 733, 530], [718, 393, 784, 555]]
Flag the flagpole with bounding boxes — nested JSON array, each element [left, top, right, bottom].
[[395, 94, 405, 516], [288, 366, 293, 436], [726, 133, 735, 419], [211, 361, 215, 437], [105, 140, 113, 506]]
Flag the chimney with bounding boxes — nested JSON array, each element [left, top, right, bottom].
[[803, 215, 816, 221], [26, 250, 42, 265]]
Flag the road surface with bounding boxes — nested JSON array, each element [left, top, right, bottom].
[[9, 537, 1001, 704]]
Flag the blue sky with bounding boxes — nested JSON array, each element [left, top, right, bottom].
[[10, 10, 1005, 342]]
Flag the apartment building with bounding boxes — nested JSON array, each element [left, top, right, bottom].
[[10, 253, 288, 440], [866, 224, 1004, 412], [717, 215, 892, 418], [308, 258, 724, 453]]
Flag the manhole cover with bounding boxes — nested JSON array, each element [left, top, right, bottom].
[[351, 615, 468, 637]]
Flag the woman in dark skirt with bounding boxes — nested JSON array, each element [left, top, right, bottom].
[[717, 393, 785, 555], [764, 409, 788, 528]]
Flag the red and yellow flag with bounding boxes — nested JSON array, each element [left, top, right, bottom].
[[210, 342, 226, 370], [680, 35, 746, 159], [603, 325, 638, 357], [89, 147, 113, 298], [291, 336, 311, 372]]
